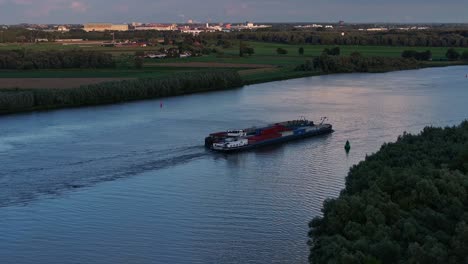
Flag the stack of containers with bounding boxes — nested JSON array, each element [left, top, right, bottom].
[[248, 125, 289, 144]]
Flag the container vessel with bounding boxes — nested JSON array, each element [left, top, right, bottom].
[[205, 117, 333, 153]]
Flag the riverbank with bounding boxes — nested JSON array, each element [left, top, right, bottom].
[[0, 71, 243, 115], [1, 60, 467, 115], [241, 60, 468, 85]]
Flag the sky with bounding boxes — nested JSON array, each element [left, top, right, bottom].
[[0, 0, 467, 24]]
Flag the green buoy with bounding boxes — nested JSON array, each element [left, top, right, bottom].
[[345, 140, 351, 152]]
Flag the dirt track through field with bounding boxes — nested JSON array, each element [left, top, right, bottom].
[[147, 62, 276, 68], [0, 78, 135, 89]]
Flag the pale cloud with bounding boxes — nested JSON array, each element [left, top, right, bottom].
[[22, 0, 67, 17], [224, 2, 250, 17], [6, 0, 90, 18], [112, 3, 129, 13], [70, 1, 87, 12], [12, 0, 34, 4]]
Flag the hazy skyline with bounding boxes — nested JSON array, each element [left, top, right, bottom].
[[0, 0, 467, 24]]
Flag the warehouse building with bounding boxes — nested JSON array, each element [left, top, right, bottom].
[[84, 23, 129, 32]]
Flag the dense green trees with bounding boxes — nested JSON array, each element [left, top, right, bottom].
[[446, 48, 461, 61], [276, 47, 288, 55], [134, 56, 144, 69], [0, 49, 114, 69], [244, 47, 255, 56], [323, 47, 341, 56], [216, 39, 233, 49], [299, 47, 305, 55], [201, 30, 468, 47], [296, 54, 418, 73], [0, 71, 243, 114], [309, 122, 468, 263], [402, 50, 432, 61], [3, 27, 468, 48], [239, 42, 254, 57], [462, 51, 468, 61]]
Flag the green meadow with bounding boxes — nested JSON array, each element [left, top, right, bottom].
[[1, 41, 467, 85]]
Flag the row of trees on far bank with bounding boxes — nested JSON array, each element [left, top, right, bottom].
[[401, 50, 432, 61], [446, 48, 468, 61], [3, 27, 468, 48], [295, 51, 419, 73], [0, 49, 114, 69], [401, 48, 468, 61], [0, 71, 243, 114], [201, 30, 468, 47]]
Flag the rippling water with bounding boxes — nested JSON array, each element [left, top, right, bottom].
[[1, 66, 468, 264]]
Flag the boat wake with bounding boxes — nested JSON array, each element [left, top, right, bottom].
[[0, 145, 209, 208]]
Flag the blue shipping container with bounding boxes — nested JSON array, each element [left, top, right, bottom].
[[294, 129, 306, 135]]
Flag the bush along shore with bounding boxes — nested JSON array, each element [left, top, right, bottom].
[[308, 121, 468, 263], [0, 71, 243, 114], [295, 53, 420, 74]]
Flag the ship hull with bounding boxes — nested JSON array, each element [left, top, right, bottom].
[[208, 125, 333, 153]]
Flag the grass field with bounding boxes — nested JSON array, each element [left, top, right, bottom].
[[1, 41, 468, 88], [0, 66, 235, 78], [0, 78, 136, 89], [225, 42, 468, 60], [3, 41, 467, 59]]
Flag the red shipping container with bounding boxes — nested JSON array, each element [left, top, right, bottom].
[[210, 132, 227, 136], [250, 133, 281, 142]]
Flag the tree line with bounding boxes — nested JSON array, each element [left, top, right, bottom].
[[0, 49, 115, 69], [0, 28, 180, 43], [3, 27, 468, 48], [201, 30, 468, 47], [401, 48, 468, 61], [296, 52, 419, 74], [0, 71, 243, 114], [401, 50, 432, 61], [309, 121, 468, 263]]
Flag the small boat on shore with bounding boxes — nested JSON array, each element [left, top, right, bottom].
[[205, 117, 333, 153]]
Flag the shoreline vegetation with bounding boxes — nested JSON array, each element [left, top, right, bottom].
[[0, 71, 242, 115], [0, 59, 467, 115], [308, 121, 468, 263], [1, 41, 468, 115]]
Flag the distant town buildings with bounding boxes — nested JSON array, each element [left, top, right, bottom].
[[295, 23, 431, 32], [56, 39, 84, 42], [358, 26, 428, 31], [84, 23, 129, 32], [134, 24, 178, 31], [397, 26, 429, 30], [294, 24, 325, 28], [180, 26, 203, 35], [57, 25, 69, 32], [365, 27, 388, 31], [231, 22, 272, 30]]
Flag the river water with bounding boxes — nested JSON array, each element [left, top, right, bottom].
[[1, 66, 468, 264]]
